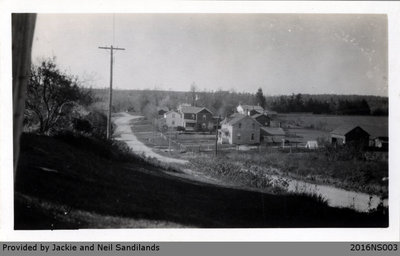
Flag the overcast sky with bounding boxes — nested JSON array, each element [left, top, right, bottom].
[[31, 14, 388, 96]]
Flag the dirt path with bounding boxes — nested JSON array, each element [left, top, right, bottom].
[[113, 112, 188, 164]]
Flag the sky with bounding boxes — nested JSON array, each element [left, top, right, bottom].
[[31, 14, 388, 96]]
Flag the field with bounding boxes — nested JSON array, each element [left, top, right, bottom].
[[278, 113, 388, 134]]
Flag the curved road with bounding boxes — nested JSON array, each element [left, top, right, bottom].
[[113, 112, 188, 165]]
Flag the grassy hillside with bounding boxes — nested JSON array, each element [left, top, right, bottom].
[[15, 133, 388, 229]]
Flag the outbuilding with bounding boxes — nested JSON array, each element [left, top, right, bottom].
[[330, 125, 370, 147], [260, 127, 285, 144]]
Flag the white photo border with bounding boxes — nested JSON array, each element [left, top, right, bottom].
[[0, 0, 399, 242]]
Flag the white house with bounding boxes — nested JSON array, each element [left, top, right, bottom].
[[218, 113, 261, 145], [163, 110, 182, 128]]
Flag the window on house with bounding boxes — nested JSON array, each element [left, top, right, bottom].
[[203, 114, 206, 120], [172, 121, 175, 125], [237, 133, 241, 140], [238, 123, 242, 129], [251, 133, 254, 140], [192, 114, 195, 119]]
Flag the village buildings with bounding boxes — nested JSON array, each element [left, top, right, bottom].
[[160, 102, 387, 150]]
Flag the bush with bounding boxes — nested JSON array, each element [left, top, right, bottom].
[[190, 157, 288, 193]]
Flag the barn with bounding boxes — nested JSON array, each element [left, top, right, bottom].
[[330, 125, 370, 147]]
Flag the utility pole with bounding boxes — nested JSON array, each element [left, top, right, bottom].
[[99, 45, 125, 139]]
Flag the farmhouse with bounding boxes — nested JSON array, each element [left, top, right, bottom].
[[178, 105, 215, 131], [218, 113, 261, 145], [237, 104, 264, 116], [163, 110, 182, 128], [330, 124, 370, 146], [260, 127, 285, 144]]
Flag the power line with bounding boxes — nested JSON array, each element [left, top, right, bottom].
[[112, 14, 115, 45]]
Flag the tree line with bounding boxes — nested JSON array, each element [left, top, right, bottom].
[[266, 93, 384, 115], [93, 87, 388, 119]]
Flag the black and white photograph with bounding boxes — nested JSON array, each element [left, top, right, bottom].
[[10, 12, 391, 230], [3, 0, 400, 244]]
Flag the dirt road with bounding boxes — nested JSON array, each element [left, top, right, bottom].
[[113, 112, 188, 165]]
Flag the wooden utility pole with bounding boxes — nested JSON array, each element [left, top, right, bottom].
[[98, 45, 125, 139]]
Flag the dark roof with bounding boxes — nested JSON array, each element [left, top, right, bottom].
[[223, 113, 262, 126], [252, 113, 269, 119], [223, 113, 247, 125], [331, 124, 369, 136], [164, 110, 179, 115], [179, 106, 213, 114], [157, 106, 169, 112], [261, 127, 286, 136]]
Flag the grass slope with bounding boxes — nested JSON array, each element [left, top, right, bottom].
[[15, 134, 388, 229]]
